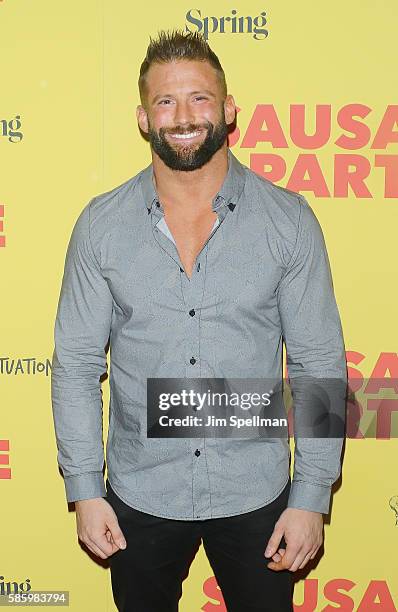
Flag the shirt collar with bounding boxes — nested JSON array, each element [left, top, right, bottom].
[[140, 148, 246, 214]]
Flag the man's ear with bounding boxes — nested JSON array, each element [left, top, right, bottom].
[[224, 94, 236, 127], [136, 105, 149, 134]]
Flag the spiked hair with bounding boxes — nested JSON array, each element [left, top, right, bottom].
[[138, 29, 227, 105]]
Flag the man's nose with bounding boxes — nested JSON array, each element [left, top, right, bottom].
[[173, 101, 195, 126]]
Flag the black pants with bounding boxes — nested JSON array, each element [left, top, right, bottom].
[[105, 479, 293, 612]]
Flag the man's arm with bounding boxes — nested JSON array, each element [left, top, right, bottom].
[[277, 194, 347, 515], [51, 199, 113, 503], [264, 194, 347, 572]]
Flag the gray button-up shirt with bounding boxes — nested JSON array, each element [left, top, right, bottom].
[[51, 148, 347, 519]]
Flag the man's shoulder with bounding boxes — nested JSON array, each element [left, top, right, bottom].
[[242, 163, 312, 248], [237, 160, 323, 261], [244, 162, 305, 218], [69, 166, 150, 254], [88, 166, 148, 223]]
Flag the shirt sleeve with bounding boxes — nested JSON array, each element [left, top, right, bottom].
[[51, 199, 113, 503], [276, 194, 347, 514]]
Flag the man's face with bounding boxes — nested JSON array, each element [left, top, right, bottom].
[[137, 60, 236, 171]]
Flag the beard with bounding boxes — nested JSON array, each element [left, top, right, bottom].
[[147, 111, 229, 171]]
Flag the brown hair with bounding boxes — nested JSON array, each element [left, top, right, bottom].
[[138, 29, 227, 105]]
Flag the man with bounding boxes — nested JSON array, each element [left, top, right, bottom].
[[51, 29, 347, 612]]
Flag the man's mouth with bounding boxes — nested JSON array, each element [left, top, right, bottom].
[[167, 130, 203, 141]]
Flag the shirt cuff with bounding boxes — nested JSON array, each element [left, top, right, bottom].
[[287, 480, 332, 514], [64, 472, 106, 503]]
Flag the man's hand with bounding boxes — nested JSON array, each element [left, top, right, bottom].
[[264, 507, 323, 572], [75, 497, 127, 560]]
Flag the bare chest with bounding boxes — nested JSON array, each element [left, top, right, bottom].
[[164, 210, 218, 279]]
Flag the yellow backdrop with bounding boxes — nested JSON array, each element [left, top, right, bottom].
[[1, 1, 397, 610]]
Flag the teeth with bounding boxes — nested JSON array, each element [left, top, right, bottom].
[[170, 131, 201, 139]]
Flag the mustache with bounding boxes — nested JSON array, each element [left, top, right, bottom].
[[159, 123, 213, 136]]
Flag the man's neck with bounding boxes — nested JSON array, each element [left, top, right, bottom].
[[151, 145, 229, 214]]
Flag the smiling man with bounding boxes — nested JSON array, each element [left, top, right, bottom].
[[51, 30, 347, 612]]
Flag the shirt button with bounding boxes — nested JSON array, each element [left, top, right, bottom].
[[180, 267, 184, 273], [156, 202, 160, 208], [190, 357, 196, 365], [189, 309, 196, 317], [194, 449, 201, 456]]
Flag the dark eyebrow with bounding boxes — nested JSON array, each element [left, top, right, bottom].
[[151, 90, 216, 104]]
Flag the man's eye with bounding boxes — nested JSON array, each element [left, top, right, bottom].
[[194, 96, 207, 101], [159, 99, 172, 105]]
